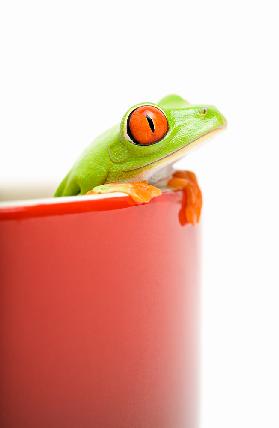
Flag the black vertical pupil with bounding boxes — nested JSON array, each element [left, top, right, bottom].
[[146, 114, 155, 133]]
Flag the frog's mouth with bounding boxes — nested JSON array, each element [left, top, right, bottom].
[[124, 128, 223, 174]]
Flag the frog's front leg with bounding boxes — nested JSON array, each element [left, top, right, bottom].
[[87, 182, 161, 203], [167, 170, 202, 225]]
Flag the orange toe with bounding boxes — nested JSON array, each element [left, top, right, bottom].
[[87, 182, 161, 204], [168, 171, 202, 226]]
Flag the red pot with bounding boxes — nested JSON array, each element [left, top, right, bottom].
[[0, 191, 200, 428]]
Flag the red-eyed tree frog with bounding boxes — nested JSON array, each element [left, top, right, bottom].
[[55, 94, 226, 224]]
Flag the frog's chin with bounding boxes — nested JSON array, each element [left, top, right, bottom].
[[125, 128, 223, 183]]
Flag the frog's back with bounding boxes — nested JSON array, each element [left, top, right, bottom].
[[54, 125, 119, 196]]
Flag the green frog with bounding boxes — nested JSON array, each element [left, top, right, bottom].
[[55, 94, 226, 224]]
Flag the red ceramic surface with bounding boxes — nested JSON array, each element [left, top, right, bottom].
[[0, 191, 200, 428]]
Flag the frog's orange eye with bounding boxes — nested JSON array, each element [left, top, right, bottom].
[[127, 105, 168, 145]]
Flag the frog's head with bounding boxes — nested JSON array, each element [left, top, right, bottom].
[[108, 94, 226, 178]]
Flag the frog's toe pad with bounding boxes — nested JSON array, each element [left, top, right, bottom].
[[87, 182, 161, 203]]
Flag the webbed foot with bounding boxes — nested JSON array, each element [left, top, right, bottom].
[[168, 171, 202, 225], [87, 182, 161, 203]]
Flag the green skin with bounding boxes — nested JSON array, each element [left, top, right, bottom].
[[55, 94, 226, 197]]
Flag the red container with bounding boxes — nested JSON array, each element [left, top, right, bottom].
[[0, 191, 200, 428]]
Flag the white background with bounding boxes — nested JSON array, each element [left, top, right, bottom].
[[0, 1, 278, 427]]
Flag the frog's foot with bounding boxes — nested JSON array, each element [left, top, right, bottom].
[[87, 182, 161, 203], [167, 170, 202, 225]]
